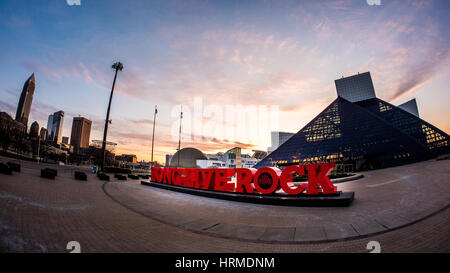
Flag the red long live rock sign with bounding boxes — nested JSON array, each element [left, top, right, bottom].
[[151, 162, 337, 195]]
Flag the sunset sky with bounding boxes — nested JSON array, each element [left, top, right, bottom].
[[0, 0, 449, 164]]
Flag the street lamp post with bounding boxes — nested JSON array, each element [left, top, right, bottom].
[[151, 105, 157, 168], [177, 105, 182, 168], [37, 137, 40, 165], [100, 62, 123, 172]]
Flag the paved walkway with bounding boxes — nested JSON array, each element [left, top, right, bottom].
[[0, 156, 449, 252], [104, 159, 450, 243]]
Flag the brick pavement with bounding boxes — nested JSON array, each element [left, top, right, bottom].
[[0, 156, 449, 252]]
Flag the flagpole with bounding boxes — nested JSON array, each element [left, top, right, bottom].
[[177, 105, 182, 168], [151, 105, 157, 168]]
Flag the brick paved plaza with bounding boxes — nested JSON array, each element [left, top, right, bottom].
[[0, 155, 449, 253]]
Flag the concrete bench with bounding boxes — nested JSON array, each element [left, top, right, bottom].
[[74, 171, 87, 181], [0, 163, 13, 175], [128, 174, 139, 180], [44, 168, 57, 177], [97, 172, 110, 181], [41, 169, 55, 179], [7, 162, 21, 172], [114, 173, 127, 181]]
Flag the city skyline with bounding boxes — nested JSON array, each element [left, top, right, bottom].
[[0, 0, 449, 163]]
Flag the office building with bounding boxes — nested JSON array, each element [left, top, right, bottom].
[[51, 111, 64, 144], [165, 154, 173, 167], [29, 121, 39, 137], [116, 154, 138, 164], [40, 127, 47, 140], [70, 117, 92, 151], [197, 148, 262, 168], [15, 73, 35, 128], [46, 114, 53, 141], [267, 131, 294, 153]]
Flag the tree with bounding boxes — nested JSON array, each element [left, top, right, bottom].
[[12, 129, 29, 159], [58, 153, 67, 163], [0, 121, 12, 153], [87, 146, 117, 167]]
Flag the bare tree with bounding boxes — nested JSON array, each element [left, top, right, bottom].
[[0, 122, 12, 153]]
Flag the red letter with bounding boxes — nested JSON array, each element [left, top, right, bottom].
[[236, 168, 256, 193], [172, 168, 186, 186], [254, 167, 281, 194], [306, 163, 337, 194], [182, 169, 195, 188], [280, 165, 307, 195], [187, 169, 199, 188], [214, 169, 235, 192], [162, 168, 172, 184], [178, 168, 190, 187], [151, 167, 163, 182], [198, 169, 215, 189]]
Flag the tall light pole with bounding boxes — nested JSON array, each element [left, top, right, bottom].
[[37, 137, 40, 165], [150, 105, 157, 168], [100, 62, 123, 172], [177, 105, 182, 168]]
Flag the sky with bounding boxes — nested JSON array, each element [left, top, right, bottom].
[[0, 0, 449, 164]]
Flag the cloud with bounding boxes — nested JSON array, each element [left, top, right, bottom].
[[230, 49, 241, 63], [78, 62, 93, 83], [390, 49, 449, 101], [0, 99, 16, 115], [277, 38, 299, 53], [111, 130, 256, 158], [21, 59, 99, 87], [129, 119, 154, 126]]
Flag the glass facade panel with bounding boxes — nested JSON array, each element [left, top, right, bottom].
[[335, 72, 376, 102], [255, 97, 449, 171]]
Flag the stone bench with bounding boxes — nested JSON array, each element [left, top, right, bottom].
[[74, 171, 87, 181], [41, 168, 55, 179], [97, 172, 110, 181], [44, 168, 58, 177], [0, 163, 13, 175], [7, 162, 21, 172], [128, 174, 139, 180], [114, 173, 127, 181]]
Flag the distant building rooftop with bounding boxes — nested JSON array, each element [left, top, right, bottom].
[[335, 72, 376, 102], [398, 98, 419, 117]]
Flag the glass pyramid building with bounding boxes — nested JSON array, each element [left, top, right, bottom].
[[255, 72, 449, 171]]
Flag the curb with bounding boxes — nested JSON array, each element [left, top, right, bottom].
[[293, 173, 364, 186]]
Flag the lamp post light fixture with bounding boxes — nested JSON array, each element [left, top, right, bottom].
[[100, 62, 123, 172]]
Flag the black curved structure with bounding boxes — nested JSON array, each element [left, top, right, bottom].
[[141, 181, 354, 207]]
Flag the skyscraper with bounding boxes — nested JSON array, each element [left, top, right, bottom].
[[51, 111, 64, 144], [29, 121, 40, 137], [15, 73, 35, 128], [46, 114, 54, 141], [70, 117, 92, 151], [40, 127, 48, 140]]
